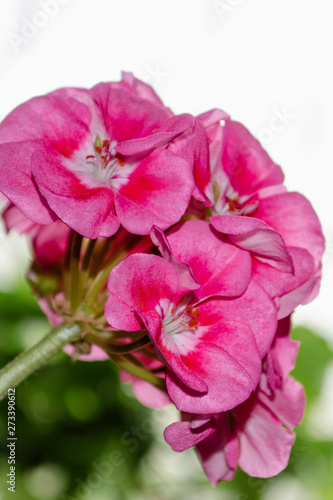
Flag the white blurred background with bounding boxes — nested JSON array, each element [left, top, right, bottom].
[[0, 2, 333, 499]]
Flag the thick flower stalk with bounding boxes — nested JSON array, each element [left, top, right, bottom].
[[0, 73, 325, 485]]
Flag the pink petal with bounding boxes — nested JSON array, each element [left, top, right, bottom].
[[105, 254, 180, 332], [210, 214, 294, 272], [236, 401, 296, 477], [256, 192, 325, 267], [196, 413, 238, 485], [33, 220, 71, 270], [215, 281, 277, 358], [164, 420, 215, 452], [120, 370, 170, 409], [31, 147, 120, 238], [2, 203, 39, 236], [166, 337, 259, 414], [220, 120, 284, 196], [114, 149, 194, 234], [277, 273, 321, 319], [258, 377, 305, 429], [168, 117, 211, 198], [167, 220, 252, 299], [115, 114, 194, 156], [121, 72, 166, 107], [139, 311, 208, 393], [198, 309, 262, 387], [198, 108, 230, 128], [90, 81, 172, 143], [63, 343, 109, 361], [150, 225, 200, 294], [0, 93, 91, 157], [0, 141, 56, 225]]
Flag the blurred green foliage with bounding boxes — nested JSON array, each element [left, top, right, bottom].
[[0, 281, 333, 499]]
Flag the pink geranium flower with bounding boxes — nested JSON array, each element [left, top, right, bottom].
[[105, 221, 277, 414], [165, 316, 305, 485], [198, 114, 325, 317], [0, 73, 196, 238]]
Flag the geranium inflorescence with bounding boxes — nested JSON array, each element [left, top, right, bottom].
[[0, 72, 324, 485]]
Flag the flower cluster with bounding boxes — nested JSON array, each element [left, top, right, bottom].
[[0, 73, 324, 485]]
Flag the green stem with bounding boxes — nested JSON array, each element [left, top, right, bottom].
[[86, 333, 151, 354], [64, 230, 75, 300], [108, 354, 166, 392], [0, 323, 81, 399], [80, 238, 97, 297], [70, 233, 83, 312], [84, 251, 127, 308]]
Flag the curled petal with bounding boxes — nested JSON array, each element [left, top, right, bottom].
[[210, 214, 294, 272]]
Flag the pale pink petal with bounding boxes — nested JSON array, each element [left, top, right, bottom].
[[210, 214, 294, 272], [120, 370, 170, 409], [198, 108, 230, 128], [121, 72, 166, 107], [258, 377, 305, 429], [256, 192, 325, 267], [237, 401, 295, 477], [2, 203, 39, 236]]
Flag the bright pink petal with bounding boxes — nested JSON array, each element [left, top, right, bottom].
[[164, 420, 215, 452], [114, 149, 194, 234], [90, 81, 172, 143], [210, 214, 294, 272], [31, 147, 119, 238], [150, 225, 200, 294], [168, 117, 211, 198], [167, 220, 252, 299], [33, 220, 71, 270], [0, 94, 91, 157], [220, 120, 284, 196], [115, 114, 194, 156], [198, 309, 261, 387], [252, 247, 317, 318], [0, 141, 56, 224], [256, 192, 325, 267], [196, 413, 238, 485], [105, 254, 180, 332], [215, 281, 277, 358], [166, 337, 259, 414]]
